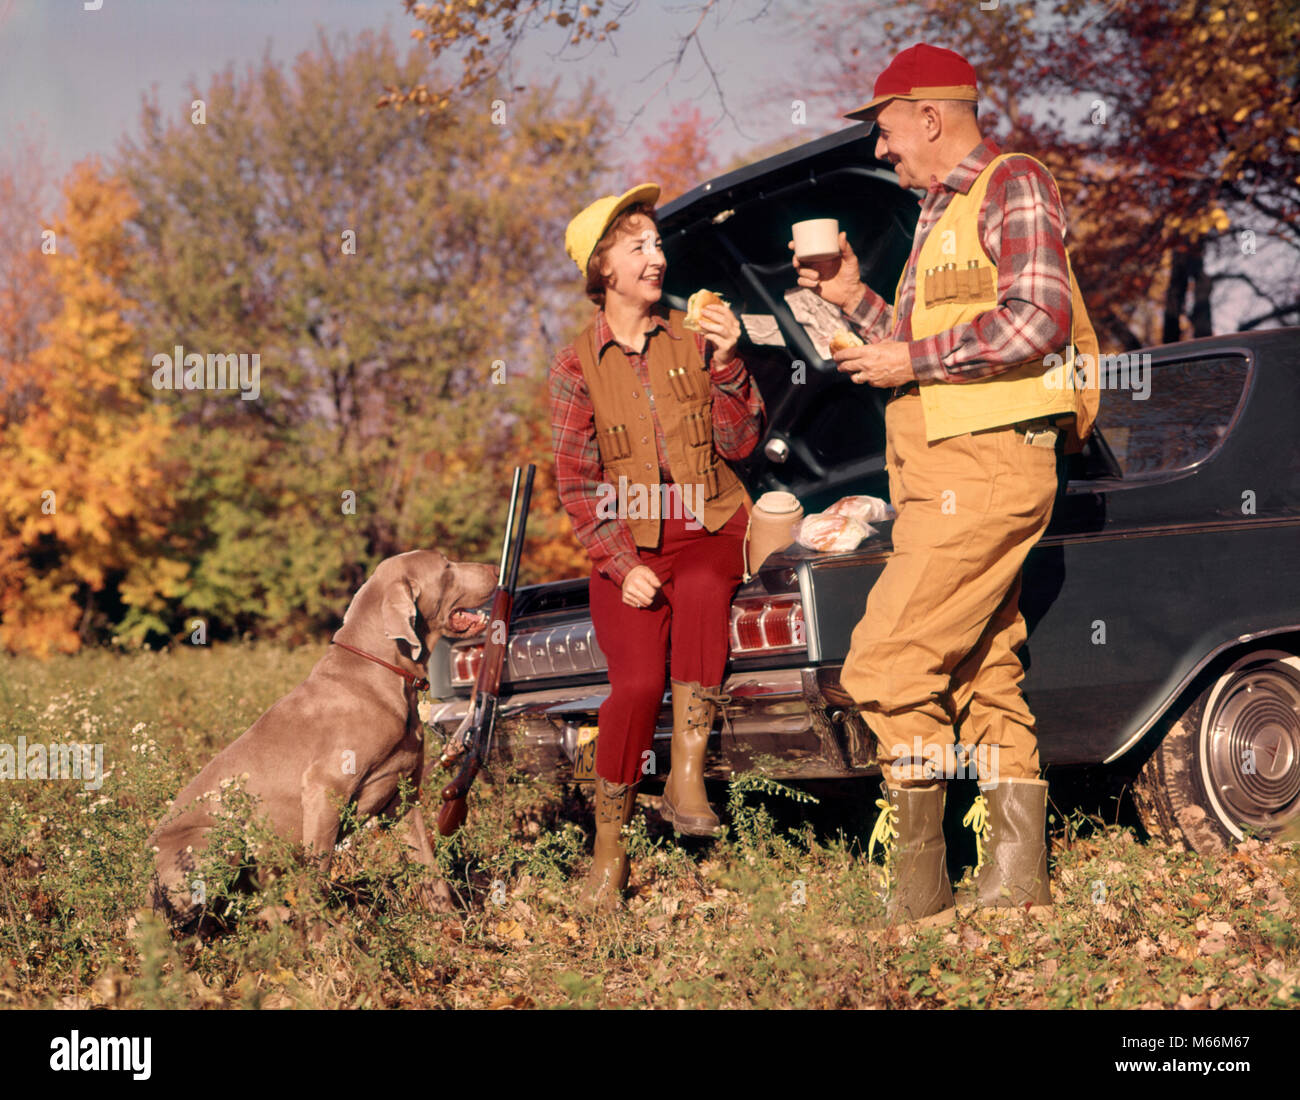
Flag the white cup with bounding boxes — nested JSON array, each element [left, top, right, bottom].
[[792, 218, 840, 262]]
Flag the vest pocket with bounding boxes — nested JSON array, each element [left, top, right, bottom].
[[924, 267, 939, 305], [666, 366, 693, 403], [702, 461, 723, 501], [683, 408, 711, 447], [692, 440, 726, 502], [596, 423, 633, 463], [955, 260, 995, 302], [924, 264, 960, 306], [925, 261, 996, 306]]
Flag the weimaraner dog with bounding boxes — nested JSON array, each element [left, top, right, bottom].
[[147, 549, 497, 928]]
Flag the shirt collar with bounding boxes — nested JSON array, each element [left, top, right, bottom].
[[927, 137, 1002, 197], [594, 305, 679, 356]]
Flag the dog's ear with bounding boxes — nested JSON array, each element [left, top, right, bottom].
[[381, 576, 423, 661]]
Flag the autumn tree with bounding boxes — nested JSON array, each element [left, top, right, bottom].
[[799, 0, 1300, 346], [0, 133, 59, 424], [387, 0, 756, 127], [629, 103, 721, 203], [0, 161, 183, 656], [115, 29, 609, 637]]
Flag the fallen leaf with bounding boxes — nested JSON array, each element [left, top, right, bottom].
[[494, 919, 528, 942]]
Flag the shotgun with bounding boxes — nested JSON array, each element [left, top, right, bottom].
[[436, 463, 534, 836]]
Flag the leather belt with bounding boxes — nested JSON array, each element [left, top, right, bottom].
[[1011, 414, 1064, 432], [890, 381, 919, 399]]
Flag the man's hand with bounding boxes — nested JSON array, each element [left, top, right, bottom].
[[621, 564, 662, 608], [696, 303, 742, 368], [833, 340, 916, 388], [789, 231, 866, 311]]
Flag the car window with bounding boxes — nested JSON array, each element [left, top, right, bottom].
[[1093, 353, 1249, 479]]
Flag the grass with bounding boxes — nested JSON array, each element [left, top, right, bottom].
[[0, 642, 1297, 1009]]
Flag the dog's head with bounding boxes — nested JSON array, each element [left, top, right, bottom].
[[375, 550, 498, 663]]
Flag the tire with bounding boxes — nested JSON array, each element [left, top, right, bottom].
[[1133, 648, 1300, 852]]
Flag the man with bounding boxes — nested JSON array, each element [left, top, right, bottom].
[[792, 43, 1099, 926]]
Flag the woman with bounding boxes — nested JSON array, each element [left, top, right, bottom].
[[550, 183, 766, 906]]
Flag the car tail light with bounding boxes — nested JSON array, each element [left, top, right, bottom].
[[451, 644, 483, 686], [449, 619, 608, 687], [729, 596, 805, 655], [448, 601, 803, 688]]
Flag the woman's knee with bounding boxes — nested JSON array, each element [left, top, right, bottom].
[[672, 550, 742, 601]]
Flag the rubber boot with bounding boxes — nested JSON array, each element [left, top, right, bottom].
[[869, 782, 956, 931], [583, 776, 637, 909], [969, 777, 1053, 916], [660, 680, 723, 836]]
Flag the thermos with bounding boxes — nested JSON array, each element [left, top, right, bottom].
[[743, 491, 804, 582]]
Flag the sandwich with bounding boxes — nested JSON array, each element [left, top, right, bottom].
[[683, 289, 730, 332], [828, 328, 865, 353]]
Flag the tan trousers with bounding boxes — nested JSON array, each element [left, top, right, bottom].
[[839, 392, 1059, 786]]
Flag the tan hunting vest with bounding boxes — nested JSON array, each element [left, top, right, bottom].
[[905, 152, 1101, 451], [574, 309, 751, 548]]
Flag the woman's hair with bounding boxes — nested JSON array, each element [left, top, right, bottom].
[[584, 202, 659, 308]]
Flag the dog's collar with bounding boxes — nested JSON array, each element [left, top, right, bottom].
[[331, 640, 429, 692]]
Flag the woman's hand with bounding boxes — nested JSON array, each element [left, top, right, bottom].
[[621, 565, 662, 608], [697, 304, 742, 369], [789, 231, 866, 311]]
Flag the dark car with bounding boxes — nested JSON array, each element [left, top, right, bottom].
[[426, 124, 1300, 855]]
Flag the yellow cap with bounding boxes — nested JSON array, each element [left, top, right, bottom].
[[564, 182, 661, 277]]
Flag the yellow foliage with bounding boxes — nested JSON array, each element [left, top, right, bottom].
[[0, 160, 183, 656]]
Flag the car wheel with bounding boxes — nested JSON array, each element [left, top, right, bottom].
[[1133, 648, 1300, 852]]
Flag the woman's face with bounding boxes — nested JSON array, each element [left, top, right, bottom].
[[596, 213, 665, 310]]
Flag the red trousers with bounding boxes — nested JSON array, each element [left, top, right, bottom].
[[589, 489, 747, 785]]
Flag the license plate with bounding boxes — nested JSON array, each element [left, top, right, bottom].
[[573, 725, 598, 782]]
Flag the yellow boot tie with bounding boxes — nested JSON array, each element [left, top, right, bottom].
[[962, 792, 991, 875], [868, 796, 899, 891]]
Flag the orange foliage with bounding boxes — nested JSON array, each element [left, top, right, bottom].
[[504, 373, 589, 586], [0, 160, 184, 656], [629, 103, 721, 205]]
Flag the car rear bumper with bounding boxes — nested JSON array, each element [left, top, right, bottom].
[[425, 665, 881, 782]]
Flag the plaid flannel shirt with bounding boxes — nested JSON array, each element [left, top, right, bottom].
[[845, 139, 1073, 381], [549, 309, 765, 587]]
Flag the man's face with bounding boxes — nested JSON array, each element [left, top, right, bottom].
[[873, 99, 929, 190], [597, 213, 665, 309]]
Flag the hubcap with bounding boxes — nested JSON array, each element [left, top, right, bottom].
[[1203, 656, 1300, 834]]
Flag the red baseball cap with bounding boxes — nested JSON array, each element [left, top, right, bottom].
[[844, 43, 978, 122]]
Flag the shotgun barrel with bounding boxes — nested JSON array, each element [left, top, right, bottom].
[[436, 464, 534, 836]]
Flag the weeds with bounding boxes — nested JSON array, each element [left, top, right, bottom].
[[0, 643, 1296, 1009]]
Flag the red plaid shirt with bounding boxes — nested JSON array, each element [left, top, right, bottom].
[[549, 309, 764, 586], [846, 139, 1073, 381]]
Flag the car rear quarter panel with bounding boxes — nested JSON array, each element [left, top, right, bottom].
[[801, 332, 1300, 767]]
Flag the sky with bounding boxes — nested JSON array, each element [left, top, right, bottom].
[[0, 0, 1276, 332], [0, 0, 862, 209]]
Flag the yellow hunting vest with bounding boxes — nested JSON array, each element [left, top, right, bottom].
[[903, 152, 1100, 450]]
